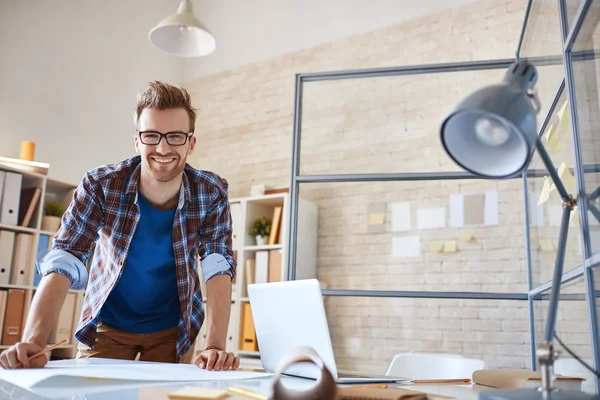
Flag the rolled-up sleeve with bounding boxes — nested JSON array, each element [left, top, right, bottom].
[[38, 172, 104, 289], [36, 249, 89, 290], [198, 180, 236, 282]]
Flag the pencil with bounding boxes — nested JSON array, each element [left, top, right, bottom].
[[227, 386, 269, 400], [28, 339, 68, 361], [348, 384, 388, 389]]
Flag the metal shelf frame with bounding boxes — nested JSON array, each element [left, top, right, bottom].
[[286, 0, 600, 392]]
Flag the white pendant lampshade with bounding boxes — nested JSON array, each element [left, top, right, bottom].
[[149, 0, 216, 58]]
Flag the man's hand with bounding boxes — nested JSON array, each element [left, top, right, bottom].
[[193, 348, 240, 371], [0, 342, 49, 369]]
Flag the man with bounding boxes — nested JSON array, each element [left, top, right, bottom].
[[0, 81, 239, 371]]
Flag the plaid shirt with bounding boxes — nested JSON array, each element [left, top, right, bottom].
[[36, 156, 236, 361]]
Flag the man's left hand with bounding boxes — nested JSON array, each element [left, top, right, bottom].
[[193, 349, 240, 371]]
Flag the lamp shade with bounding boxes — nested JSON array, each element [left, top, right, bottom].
[[440, 61, 539, 178], [149, 0, 216, 58]]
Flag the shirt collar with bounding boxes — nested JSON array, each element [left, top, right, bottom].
[[126, 162, 191, 210]]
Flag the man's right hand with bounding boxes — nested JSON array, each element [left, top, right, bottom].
[[0, 342, 49, 369]]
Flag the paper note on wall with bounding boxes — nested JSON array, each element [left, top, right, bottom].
[[450, 194, 464, 228], [463, 194, 485, 225], [544, 123, 562, 154], [557, 162, 576, 194], [429, 241, 444, 252], [484, 191, 499, 226], [368, 203, 387, 233], [392, 236, 420, 258], [539, 239, 556, 253], [459, 232, 474, 242], [442, 241, 458, 253], [538, 177, 555, 205], [529, 196, 545, 227], [557, 101, 570, 137], [417, 207, 445, 230], [390, 202, 411, 232]]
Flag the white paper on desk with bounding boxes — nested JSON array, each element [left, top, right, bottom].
[[0, 361, 272, 389], [392, 236, 420, 258], [417, 207, 445, 230]]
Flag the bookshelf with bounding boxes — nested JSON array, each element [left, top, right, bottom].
[[195, 192, 318, 367], [0, 161, 81, 360]]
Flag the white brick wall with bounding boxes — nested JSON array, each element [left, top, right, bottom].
[[186, 0, 594, 374]]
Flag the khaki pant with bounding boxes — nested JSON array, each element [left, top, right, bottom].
[[76, 322, 195, 364]]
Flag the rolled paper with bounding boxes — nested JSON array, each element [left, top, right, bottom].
[[19, 141, 35, 161]]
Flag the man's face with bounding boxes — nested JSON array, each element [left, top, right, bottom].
[[135, 107, 196, 183]]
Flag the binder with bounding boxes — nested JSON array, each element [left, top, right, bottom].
[[0, 171, 5, 213], [33, 234, 50, 286], [0, 291, 7, 338], [48, 292, 76, 344], [18, 187, 41, 227], [268, 249, 282, 282], [240, 303, 258, 351], [230, 202, 241, 250], [0, 230, 15, 285], [0, 172, 23, 226], [2, 289, 25, 345], [254, 251, 269, 284], [11, 233, 32, 285]]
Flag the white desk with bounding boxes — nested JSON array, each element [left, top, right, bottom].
[[0, 358, 489, 400]]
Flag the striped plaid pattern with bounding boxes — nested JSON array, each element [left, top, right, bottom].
[[52, 156, 236, 361]]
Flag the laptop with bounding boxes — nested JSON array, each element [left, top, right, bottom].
[[247, 279, 411, 384]]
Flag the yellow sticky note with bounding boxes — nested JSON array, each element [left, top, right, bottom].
[[557, 101, 570, 137], [558, 162, 576, 194], [544, 124, 562, 153], [168, 387, 228, 400], [442, 241, 458, 253], [368, 213, 385, 225], [429, 241, 444, 252], [539, 239, 555, 253], [459, 232, 474, 242], [538, 176, 555, 205]]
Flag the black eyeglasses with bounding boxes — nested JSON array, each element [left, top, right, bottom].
[[137, 131, 194, 146]]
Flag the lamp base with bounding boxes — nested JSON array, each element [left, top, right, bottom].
[[480, 388, 600, 400]]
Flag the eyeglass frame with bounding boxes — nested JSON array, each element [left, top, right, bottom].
[[136, 130, 195, 146]]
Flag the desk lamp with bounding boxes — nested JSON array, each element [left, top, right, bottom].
[[441, 60, 599, 400]]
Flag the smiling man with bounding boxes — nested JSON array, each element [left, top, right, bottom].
[[0, 81, 239, 371]]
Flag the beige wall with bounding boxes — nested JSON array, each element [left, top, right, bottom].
[[186, 0, 594, 375]]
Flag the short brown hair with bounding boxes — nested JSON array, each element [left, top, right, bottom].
[[134, 81, 196, 132]]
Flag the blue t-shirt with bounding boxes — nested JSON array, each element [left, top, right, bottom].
[[99, 194, 180, 333]]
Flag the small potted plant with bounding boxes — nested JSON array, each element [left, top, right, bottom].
[[250, 217, 271, 246], [42, 202, 65, 232]]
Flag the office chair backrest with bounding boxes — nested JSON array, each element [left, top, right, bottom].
[[386, 353, 485, 380]]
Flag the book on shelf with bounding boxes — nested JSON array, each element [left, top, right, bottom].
[[268, 206, 282, 245], [18, 187, 41, 227], [254, 251, 269, 284], [268, 249, 282, 282]]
